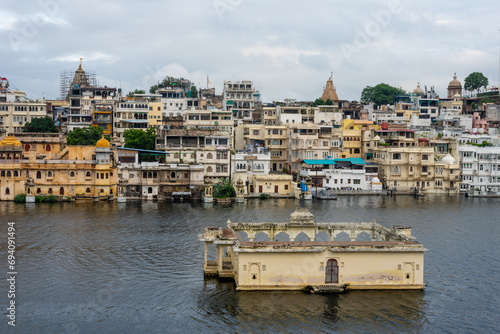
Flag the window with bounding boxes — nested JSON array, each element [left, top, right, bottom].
[[392, 153, 401, 160], [86, 171, 91, 177], [422, 154, 428, 160], [353, 179, 361, 185], [36, 171, 42, 179], [70, 171, 75, 177]]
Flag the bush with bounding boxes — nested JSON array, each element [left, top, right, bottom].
[[213, 179, 235, 199], [259, 193, 270, 200], [35, 196, 46, 203], [47, 195, 58, 202], [14, 194, 26, 203]]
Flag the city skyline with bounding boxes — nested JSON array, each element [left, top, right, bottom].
[[1, 0, 499, 102]]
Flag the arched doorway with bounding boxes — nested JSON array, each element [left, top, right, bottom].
[[59, 187, 64, 195], [325, 259, 338, 284]]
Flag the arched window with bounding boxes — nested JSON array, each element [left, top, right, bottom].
[[7, 171, 11, 177], [48, 188, 53, 194], [86, 171, 91, 177], [24, 144, 30, 151], [36, 171, 41, 179], [207, 153, 213, 159], [148, 187, 153, 194], [70, 171, 75, 177], [153, 172, 157, 178], [0, 171, 4, 177], [86, 188, 91, 193], [148, 172, 152, 178], [5, 188, 10, 195], [46, 144, 51, 152], [325, 259, 338, 284], [207, 166, 213, 173], [14, 171, 18, 177], [59, 187, 64, 195], [171, 172, 175, 178], [37, 188, 41, 194], [143, 172, 147, 178], [47, 171, 52, 177]]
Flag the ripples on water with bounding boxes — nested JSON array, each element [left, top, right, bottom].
[[0, 196, 498, 333]]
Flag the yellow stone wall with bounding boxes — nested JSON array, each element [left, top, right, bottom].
[[235, 250, 424, 289]]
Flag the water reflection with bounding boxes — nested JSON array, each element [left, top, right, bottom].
[[200, 278, 425, 333]]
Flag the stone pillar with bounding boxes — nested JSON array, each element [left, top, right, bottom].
[[25, 177, 35, 203], [235, 178, 245, 203], [204, 181, 213, 203], [117, 178, 128, 203]]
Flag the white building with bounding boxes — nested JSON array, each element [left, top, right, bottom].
[[114, 100, 150, 140], [458, 144, 500, 195], [0, 77, 47, 134], [231, 152, 271, 194]]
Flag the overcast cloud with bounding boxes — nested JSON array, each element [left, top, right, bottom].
[[1, 0, 499, 102]]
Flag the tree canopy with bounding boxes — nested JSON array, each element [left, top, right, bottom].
[[123, 128, 156, 151], [190, 85, 198, 98], [66, 126, 104, 145], [213, 179, 236, 199], [360, 83, 406, 106], [149, 76, 193, 94], [464, 72, 489, 92], [22, 117, 58, 133], [127, 89, 146, 97]]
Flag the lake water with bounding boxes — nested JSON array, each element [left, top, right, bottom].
[[0, 195, 499, 333]]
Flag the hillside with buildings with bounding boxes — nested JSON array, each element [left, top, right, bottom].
[[1, 62, 500, 201]]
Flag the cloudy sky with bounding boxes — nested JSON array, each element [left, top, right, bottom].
[[1, 0, 499, 102]]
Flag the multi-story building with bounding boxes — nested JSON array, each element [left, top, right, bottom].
[[223, 81, 260, 126], [458, 136, 500, 195], [116, 147, 204, 200], [371, 129, 460, 193], [114, 99, 150, 140], [0, 134, 116, 200], [66, 63, 117, 132], [0, 77, 47, 134], [288, 124, 340, 175]]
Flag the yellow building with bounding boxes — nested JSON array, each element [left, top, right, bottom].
[[0, 134, 116, 200], [248, 174, 293, 196], [148, 101, 163, 129], [201, 208, 426, 291]]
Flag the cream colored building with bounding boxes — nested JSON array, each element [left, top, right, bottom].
[[0, 81, 47, 134], [0, 135, 116, 200], [371, 130, 460, 193], [201, 208, 426, 291], [247, 174, 293, 196]]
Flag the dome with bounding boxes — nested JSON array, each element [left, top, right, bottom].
[[374, 135, 381, 141], [0, 134, 22, 147], [96, 136, 110, 148], [448, 73, 461, 88], [413, 83, 424, 95], [442, 153, 456, 165], [371, 176, 381, 184]]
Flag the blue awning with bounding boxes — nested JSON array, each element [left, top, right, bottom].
[[334, 158, 366, 165], [302, 159, 337, 165]]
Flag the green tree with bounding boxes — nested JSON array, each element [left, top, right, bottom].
[[325, 99, 333, 105], [127, 89, 146, 97], [213, 179, 236, 198], [149, 84, 158, 94], [67, 126, 104, 145], [311, 98, 325, 106], [22, 117, 58, 133], [464, 72, 488, 92], [190, 85, 198, 98], [360, 83, 405, 107], [123, 128, 156, 151], [149, 76, 193, 94]]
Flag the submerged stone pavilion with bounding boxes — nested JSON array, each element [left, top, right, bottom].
[[200, 208, 427, 292]]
